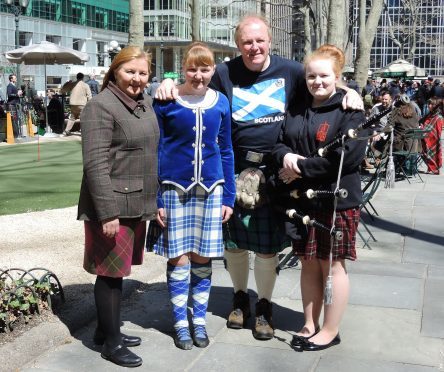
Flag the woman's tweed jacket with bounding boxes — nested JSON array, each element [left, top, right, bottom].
[[77, 81, 159, 222]]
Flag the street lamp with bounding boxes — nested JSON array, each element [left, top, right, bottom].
[[159, 42, 164, 81], [4, 0, 30, 86], [108, 40, 121, 62]]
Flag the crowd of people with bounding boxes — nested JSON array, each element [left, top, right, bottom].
[[8, 13, 436, 369], [357, 75, 443, 175]]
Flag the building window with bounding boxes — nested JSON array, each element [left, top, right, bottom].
[[160, 20, 174, 36], [95, 10, 106, 29], [144, 21, 155, 37], [97, 41, 106, 67], [19, 32, 32, 46], [116, 14, 128, 32], [46, 35, 61, 45], [72, 4, 85, 25], [144, 0, 155, 10], [210, 6, 227, 18], [160, 0, 169, 10], [73, 38, 85, 51]]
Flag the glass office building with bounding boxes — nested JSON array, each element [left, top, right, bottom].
[[351, 0, 444, 77], [143, 0, 294, 80], [1, 0, 295, 97], [0, 0, 130, 96]]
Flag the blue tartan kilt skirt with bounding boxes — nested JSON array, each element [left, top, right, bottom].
[[146, 184, 224, 259]]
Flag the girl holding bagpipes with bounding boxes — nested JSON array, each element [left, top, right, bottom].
[[272, 44, 367, 351], [420, 97, 443, 174]]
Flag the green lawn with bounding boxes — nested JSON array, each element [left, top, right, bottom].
[[0, 141, 83, 215]]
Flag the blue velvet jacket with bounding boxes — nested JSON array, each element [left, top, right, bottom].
[[154, 90, 235, 208]]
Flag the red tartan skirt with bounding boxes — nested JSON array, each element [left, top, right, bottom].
[[292, 208, 359, 261], [83, 219, 146, 278]]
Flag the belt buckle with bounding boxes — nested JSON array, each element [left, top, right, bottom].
[[245, 151, 263, 164]]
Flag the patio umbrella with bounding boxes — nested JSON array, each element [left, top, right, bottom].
[[4, 41, 89, 136], [373, 59, 426, 78]]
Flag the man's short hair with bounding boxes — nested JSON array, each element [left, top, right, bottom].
[[234, 14, 271, 44], [9, 74, 16, 81], [76, 72, 84, 80]]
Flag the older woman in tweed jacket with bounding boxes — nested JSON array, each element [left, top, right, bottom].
[[78, 46, 158, 368]]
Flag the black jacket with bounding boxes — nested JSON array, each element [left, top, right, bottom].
[[6, 83, 19, 104], [272, 90, 367, 211]]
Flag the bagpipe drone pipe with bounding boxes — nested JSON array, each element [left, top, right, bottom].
[[311, 94, 411, 158], [266, 172, 344, 243]]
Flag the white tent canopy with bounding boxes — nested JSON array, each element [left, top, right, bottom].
[[5, 40, 89, 65], [373, 59, 427, 78]]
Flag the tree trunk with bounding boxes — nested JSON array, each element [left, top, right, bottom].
[[300, 1, 312, 56], [327, 0, 347, 49], [190, 0, 201, 41], [354, 0, 384, 91], [128, 0, 144, 48]]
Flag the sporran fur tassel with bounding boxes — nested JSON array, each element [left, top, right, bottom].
[[385, 127, 395, 188]]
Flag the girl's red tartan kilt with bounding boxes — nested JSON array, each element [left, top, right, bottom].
[[292, 208, 360, 261], [83, 219, 146, 278]]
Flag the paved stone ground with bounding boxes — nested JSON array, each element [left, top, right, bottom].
[[2, 171, 442, 372]]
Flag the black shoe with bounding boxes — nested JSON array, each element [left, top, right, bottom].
[[173, 327, 193, 350], [290, 327, 320, 348], [302, 333, 341, 351], [193, 325, 210, 348], [101, 344, 142, 367], [93, 329, 141, 347]]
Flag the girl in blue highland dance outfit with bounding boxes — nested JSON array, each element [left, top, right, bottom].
[[148, 42, 235, 350]]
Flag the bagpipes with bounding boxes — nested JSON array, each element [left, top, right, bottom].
[[311, 94, 411, 158], [277, 94, 411, 304], [280, 94, 412, 242]]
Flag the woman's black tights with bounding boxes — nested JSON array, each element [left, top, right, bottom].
[[94, 275, 123, 348]]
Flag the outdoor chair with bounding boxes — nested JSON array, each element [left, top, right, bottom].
[[392, 128, 431, 183], [358, 157, 386, 249]]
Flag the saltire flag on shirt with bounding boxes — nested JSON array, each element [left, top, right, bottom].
[[232, 78, 286, 122]]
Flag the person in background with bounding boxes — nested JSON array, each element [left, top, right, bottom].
[[6, 74, 20, 105], [148, 42, 235, 350], [388, 79, 401, 98], [430, 79, 444, 98], [46, 89, 64, 134], [416, 79, 432, 115], [78, 46, 159, 368], [420, 97, 443, 174], [86, 74, 100, 96], [272, 44, 367, 352], [370, 90, 392, 159], [346, 76, 360, 93], [146, 76, 160, 97], [6, 74, 23, 136], [61, 72, 92, 136], [391, 100, 419, 152], [155, 14, 363, 342]]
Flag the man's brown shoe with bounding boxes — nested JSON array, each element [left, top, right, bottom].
[[227, 290, 251, 329], [253, 298, 274, 340]]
